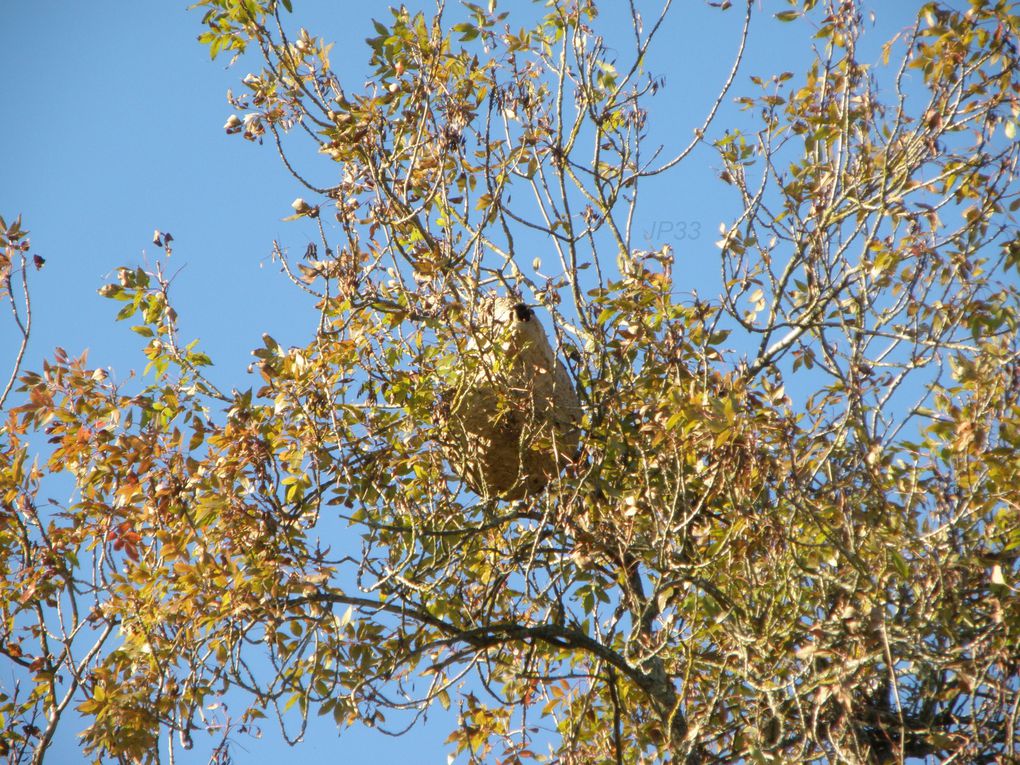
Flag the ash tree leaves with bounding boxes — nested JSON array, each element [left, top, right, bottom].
[[2, 1, 1020, 764]]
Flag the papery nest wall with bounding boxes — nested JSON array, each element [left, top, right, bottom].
[[440, 297, 582, 501]]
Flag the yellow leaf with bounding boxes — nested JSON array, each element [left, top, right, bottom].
[[991, 564, 1006, 586]]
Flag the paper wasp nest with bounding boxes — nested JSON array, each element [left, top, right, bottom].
[[442, 297, 581, 500]]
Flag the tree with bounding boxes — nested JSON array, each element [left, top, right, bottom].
[[1, 215, 36, 412], [2, 0, 1019, 762]]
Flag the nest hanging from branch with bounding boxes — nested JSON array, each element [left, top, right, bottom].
[[441, 297, 581, 500]]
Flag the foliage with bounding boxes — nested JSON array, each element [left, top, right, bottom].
[[3, 0, 1020, 763]]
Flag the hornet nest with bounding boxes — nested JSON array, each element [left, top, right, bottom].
[[440, 297, 581, 500]]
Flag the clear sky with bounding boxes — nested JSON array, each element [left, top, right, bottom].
[[1, 2, 932, 762]]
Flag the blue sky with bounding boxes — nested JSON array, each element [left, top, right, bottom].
[[1, 2, 933, 762]]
